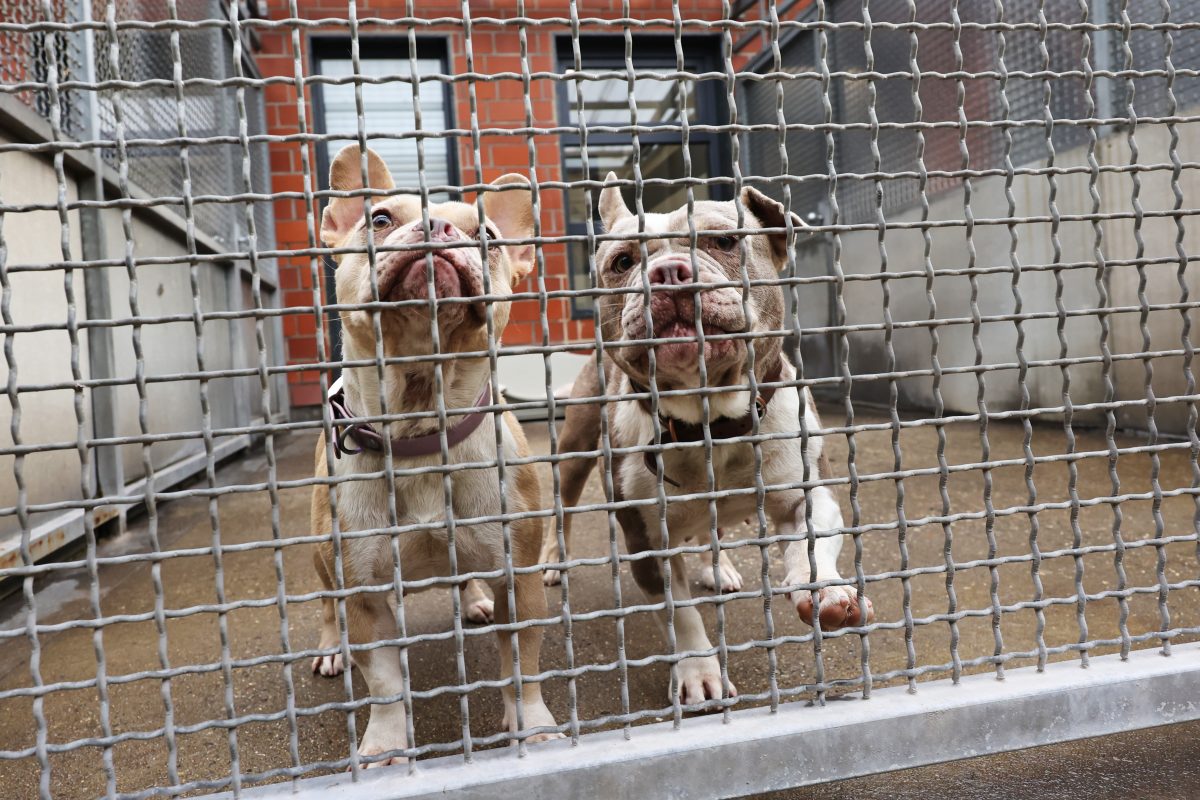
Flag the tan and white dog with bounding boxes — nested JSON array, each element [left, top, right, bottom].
[[310, 146, 558, 766], [540, 176, 874, 704]]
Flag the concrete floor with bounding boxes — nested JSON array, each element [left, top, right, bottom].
[[1, 406, 1198, 799], [761, 718, 1200, 800]]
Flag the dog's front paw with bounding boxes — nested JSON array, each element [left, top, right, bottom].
[[356, 706, 409, 769], [674, 656, 737, 706], [794, 585, 874, 630], [541, 568, 562, 587], [697, 550, 743, 593], [357, 747, 407, 770], [503, 698, 562, 744], [357, 746, 407, 769], [311, 652, 349, 677]]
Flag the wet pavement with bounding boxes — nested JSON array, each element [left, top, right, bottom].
[[1, 406, 1198, 798]]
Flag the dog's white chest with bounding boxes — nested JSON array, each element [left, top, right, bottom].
[[396, 471, 456, 526], [617, 384, 824, 539], [330, 428, 510, 581]]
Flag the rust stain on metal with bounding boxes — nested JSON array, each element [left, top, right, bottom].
[[0, 525, 66, 573]]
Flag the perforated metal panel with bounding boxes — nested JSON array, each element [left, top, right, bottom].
[[1, 0, 87, 136]]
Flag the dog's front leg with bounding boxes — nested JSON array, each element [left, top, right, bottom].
[[620, 507, 737, 704], [664, 552, 739, 704], [346, 592, 410, 767], [777, 486, 874, 629], [491, 570, 560, 743]]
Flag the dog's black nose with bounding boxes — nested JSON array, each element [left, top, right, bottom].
[[648, 260, 692, 286], [427, 217, 458, 241]]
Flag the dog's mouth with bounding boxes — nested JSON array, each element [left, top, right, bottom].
[[625, 290, 746, 338], [655, 319, 735, 339], [373, 250, 484, 305], [621, 291, 748, 371]]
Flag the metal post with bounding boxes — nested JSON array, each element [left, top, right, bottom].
[[77, 0, 125, 502]]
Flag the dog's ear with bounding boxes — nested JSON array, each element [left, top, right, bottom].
[[320, 146, 394, 247], [483, 173, 535, 285], [599, 171, 632, 232], [739, 186, 809, 270]]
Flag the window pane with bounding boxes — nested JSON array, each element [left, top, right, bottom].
[[318, 56, 451, 200], [568, 240, 593, 306], [565, 76, 697, 127]]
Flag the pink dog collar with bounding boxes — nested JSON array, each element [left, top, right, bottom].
[[328, 380, 493, 459]]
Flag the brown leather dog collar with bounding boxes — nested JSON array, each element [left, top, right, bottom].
[[632, 358, 785, 487], [328, 378, 492, 459]]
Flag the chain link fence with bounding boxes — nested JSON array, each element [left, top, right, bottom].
[[1, 0, 1199, 798]]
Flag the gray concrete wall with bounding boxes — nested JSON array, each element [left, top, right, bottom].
[[1101, 122, 1200, 434], [0, 146, 91, 532], [0, 132, 282, 537], [101, 213, 240, 484], [806, 120, 1200, 436]]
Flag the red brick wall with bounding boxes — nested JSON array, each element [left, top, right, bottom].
[[256, 0, 745, 409]]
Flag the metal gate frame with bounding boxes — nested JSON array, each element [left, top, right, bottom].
[[218, 643, 1200, 799]]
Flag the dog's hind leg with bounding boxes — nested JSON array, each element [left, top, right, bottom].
[[311, 543, 352, 677], [696, 540, 743, 594], [540, 358, 602, 586], [463, 578, 494, 624]]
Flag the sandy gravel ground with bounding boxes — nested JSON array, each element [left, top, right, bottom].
[[1, 406, 1197, 798]]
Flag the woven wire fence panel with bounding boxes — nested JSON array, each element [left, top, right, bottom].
[[92, 0, 246, 243], [0, 0, 1199, 798], [814, 0, 1100, 222]]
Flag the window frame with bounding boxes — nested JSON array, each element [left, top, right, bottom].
[[555, 34, 732, 319]]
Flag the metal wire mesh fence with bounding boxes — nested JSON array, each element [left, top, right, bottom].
[[1, 0, 1199, 798], [92, 0, 274, 245]]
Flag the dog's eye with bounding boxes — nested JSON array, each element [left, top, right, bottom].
[[612, 253, 636, 274], [370, 211, 392, 231], [711, 235, 740, 252], [480, 224, 501, 244]]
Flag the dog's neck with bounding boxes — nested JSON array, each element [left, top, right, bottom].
[[339, 339, 492, 439], [633, 356, 787, 425], [653, 386, 753, 424]]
